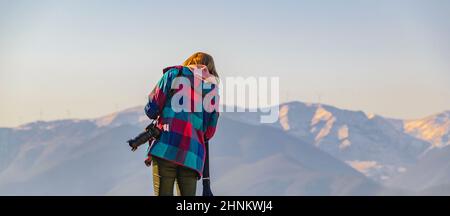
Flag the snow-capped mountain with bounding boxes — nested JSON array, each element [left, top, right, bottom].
[[225, 102, 431, 182], [389, 111, 450, 149], [0, 103, 381, 195], [0, 101, 449, 195]]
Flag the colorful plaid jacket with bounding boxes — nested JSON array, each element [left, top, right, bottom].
[[144, 65, 219, 176]]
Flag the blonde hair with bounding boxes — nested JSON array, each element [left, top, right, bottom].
[[182, 52, 219, 78]]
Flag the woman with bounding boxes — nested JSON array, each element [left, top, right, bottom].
[[144, 52, 220, 196]]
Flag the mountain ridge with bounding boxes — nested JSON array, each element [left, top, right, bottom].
[[1, 100, 449, 195]]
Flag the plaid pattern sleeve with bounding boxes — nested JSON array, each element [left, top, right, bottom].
[[144, 69, 175, 119], [146, 66, 219, 177]]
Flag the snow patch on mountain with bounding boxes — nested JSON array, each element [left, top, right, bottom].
[[403, 111, 450, 148], [278, 105, 290, 131], [311, 106, 337, 144], [346, 160, 382, 175]]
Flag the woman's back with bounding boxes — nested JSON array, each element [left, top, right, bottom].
[[145, 65, 219, 177]]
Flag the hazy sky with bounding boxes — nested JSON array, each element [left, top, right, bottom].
[[1, 0, 449, 127]]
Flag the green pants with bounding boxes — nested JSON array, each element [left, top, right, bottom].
[[152, 157, 198, 196]]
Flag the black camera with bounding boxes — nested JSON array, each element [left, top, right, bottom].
[[127, 121, 161, 151]]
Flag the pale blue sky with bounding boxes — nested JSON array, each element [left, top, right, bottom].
[[1, 0, 449, 127]]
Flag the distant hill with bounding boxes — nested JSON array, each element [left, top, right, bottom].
[[0, 101, 449, 195]]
